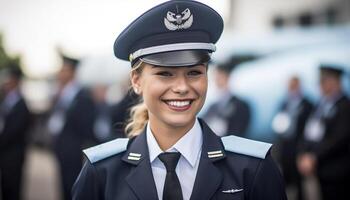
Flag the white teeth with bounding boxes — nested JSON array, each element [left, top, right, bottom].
[[167, 100, 190, 107]]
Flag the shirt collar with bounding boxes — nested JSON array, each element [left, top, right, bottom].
[[321, 92, 343, 104], [147, 123, 164, 163], [59, 81, 80, 106], [2, 89, 20, 110], [146, 118, 203, 168], [4, 88, 19, 101]]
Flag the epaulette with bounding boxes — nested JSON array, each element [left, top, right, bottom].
[[83, 138, 129, 163], [221, 135, 272, 159]]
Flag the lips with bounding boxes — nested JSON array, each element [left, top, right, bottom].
[[163, 99, 193, 111]]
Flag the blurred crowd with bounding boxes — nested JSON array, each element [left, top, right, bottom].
[[204, 55, 350, 200], [0, 52, 140, 200], [271, 66, 350, 200]]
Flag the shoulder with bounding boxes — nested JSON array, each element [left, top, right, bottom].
[[338, 96, 350, 108], [332, 96, 350, 117], [10, 97, 30, 116], [76, 87, 93, 100], [83, 138, 130, 163], [301, 97, 313, 107], [14, 97, 28, 109], [73, 88, 95, 109], [221, 135, 272, 159], [220, 136, 286, 198], [230, 96, 250, 108]]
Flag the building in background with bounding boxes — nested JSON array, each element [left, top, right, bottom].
[[226, 0, 350, 31]]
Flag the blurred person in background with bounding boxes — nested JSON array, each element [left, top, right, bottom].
[[110, 82, 139, 138], [298, 64, 350, 200], [47, 54, 96, 200], [272, 76, 313, 200], [202, 56, 253, 137], [0, 65, 32, 200], [91, 83, 139, 142], [91, 84, 114, 142]]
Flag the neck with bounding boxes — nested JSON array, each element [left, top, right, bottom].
[[60, 79, 74, 89], [149, 118, 196, 151], [4, 86, 18, 97], [323, 88, 342, 100]]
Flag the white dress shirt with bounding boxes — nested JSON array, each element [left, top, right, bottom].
[[1, 89, 20, 114], [146, 119, 203, 200], [48, 81, 80, 135]]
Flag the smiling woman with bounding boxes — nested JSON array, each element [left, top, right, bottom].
[[129, 62, 208, 149], [72, 1, 287, 200]]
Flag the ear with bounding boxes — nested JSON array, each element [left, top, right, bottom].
[[130, 71, 142, 95]]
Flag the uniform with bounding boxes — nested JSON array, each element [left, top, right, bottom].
[[110, 91, 139, 138], [47, 54, 98, 200], [0, 85, 31, 199], [273, 95, 313, 200], [72, 119, 286, 200], [73, 0, 287, 199], [203, 95, 251, 137], [301, 94, 350, 199], [203, 55, 255, 137], [299, 65, 350, 200], [48, 81, 96, 200]]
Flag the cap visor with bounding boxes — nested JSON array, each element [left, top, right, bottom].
[[139, 50, 211, 67]]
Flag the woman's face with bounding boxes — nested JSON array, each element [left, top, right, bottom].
[[132, 63, 208, 130]]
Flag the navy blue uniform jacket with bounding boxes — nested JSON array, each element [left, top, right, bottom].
[[72, 119, 287, 200]]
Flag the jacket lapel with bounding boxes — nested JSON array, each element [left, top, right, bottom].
[[190, 119, 225, 200], [122, 128, 159, 200]]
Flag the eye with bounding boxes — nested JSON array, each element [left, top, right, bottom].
[[188, 70, 203, 76], [155, 71, 173, 77]]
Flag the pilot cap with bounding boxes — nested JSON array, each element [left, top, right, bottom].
[[114, 0, 224, 67], [320, 63, 344, 78]]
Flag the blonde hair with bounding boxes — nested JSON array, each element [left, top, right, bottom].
[[125, 61, 149, 137]]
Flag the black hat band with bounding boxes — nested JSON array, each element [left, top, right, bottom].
[[138, 50, 211, 67], [129, 42, 215, 62]]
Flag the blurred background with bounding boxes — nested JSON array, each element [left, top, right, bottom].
[[0, 0, 349, 200]]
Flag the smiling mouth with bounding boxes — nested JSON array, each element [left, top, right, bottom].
[[163, 100, 193, 111]]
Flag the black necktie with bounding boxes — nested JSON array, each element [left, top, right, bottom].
[[158, 152, 183, 200]]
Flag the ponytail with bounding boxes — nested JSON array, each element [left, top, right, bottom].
[[125, 101, 149, 137], [125, 60, 149, 137]]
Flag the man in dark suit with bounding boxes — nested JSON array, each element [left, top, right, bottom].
[[272, 76, 313, 200], [0, 66, 32, 200], [298, 64, 350, 200], [47, 55, 96, 200], [110, 90, 139, 138], [203, 56, 253, 137]]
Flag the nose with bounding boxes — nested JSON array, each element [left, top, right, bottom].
[[172, 75, 189, 95]]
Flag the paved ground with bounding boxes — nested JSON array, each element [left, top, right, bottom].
[[21, 146, 321, 200], [22, 147, 61, 200]]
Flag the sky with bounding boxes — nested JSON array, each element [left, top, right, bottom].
[[0, 0, 229, 78]]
